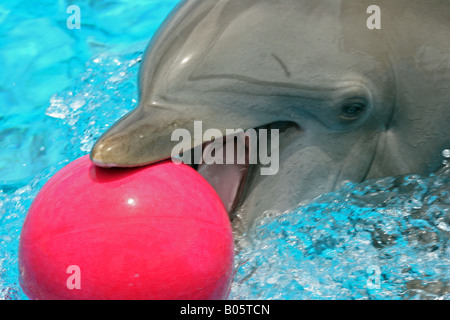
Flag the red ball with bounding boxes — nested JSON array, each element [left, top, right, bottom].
[[19, 155, 234, 300]]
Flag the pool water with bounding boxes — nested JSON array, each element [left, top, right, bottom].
[[1, 1, 449, 300], [230, 168, 449, 300]]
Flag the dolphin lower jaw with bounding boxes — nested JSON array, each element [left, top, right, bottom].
[[196, 138, 250, 216]]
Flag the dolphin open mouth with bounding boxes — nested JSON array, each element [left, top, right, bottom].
[[196, 135, 250, 217], [189, 121, 296, 218]]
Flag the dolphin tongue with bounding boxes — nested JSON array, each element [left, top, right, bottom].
[[197, 133, 249, 216]]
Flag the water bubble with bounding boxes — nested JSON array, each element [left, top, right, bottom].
[[442, 149, 450, 158]]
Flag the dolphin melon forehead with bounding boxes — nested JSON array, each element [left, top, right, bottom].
[[156, 0, 384, 89], [193, 1, 346, 81]]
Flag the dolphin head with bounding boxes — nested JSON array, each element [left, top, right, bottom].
[[91, 0, 450, 230]]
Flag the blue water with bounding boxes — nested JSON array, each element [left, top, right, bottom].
[[1, 1, 449, 300], [230, 169, 449, 299]]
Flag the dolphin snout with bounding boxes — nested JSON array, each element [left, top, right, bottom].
[[90, 106, 178, 167], [90, 140, 119, 168]]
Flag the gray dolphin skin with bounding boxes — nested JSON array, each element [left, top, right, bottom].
[[91, 0, 450, 232]]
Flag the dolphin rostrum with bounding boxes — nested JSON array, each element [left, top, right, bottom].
[[91, 0, 450, 232]]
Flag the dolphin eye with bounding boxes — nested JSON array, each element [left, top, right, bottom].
[[340, 102, 366, 120]]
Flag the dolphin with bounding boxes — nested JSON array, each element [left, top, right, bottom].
[[91, 0, 450, 232]]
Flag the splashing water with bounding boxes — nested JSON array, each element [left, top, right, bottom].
[[230, 166, 449, 300], [1, 51, 449, 300]]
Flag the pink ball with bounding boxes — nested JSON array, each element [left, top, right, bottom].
[[19, 155, 234, 300]]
